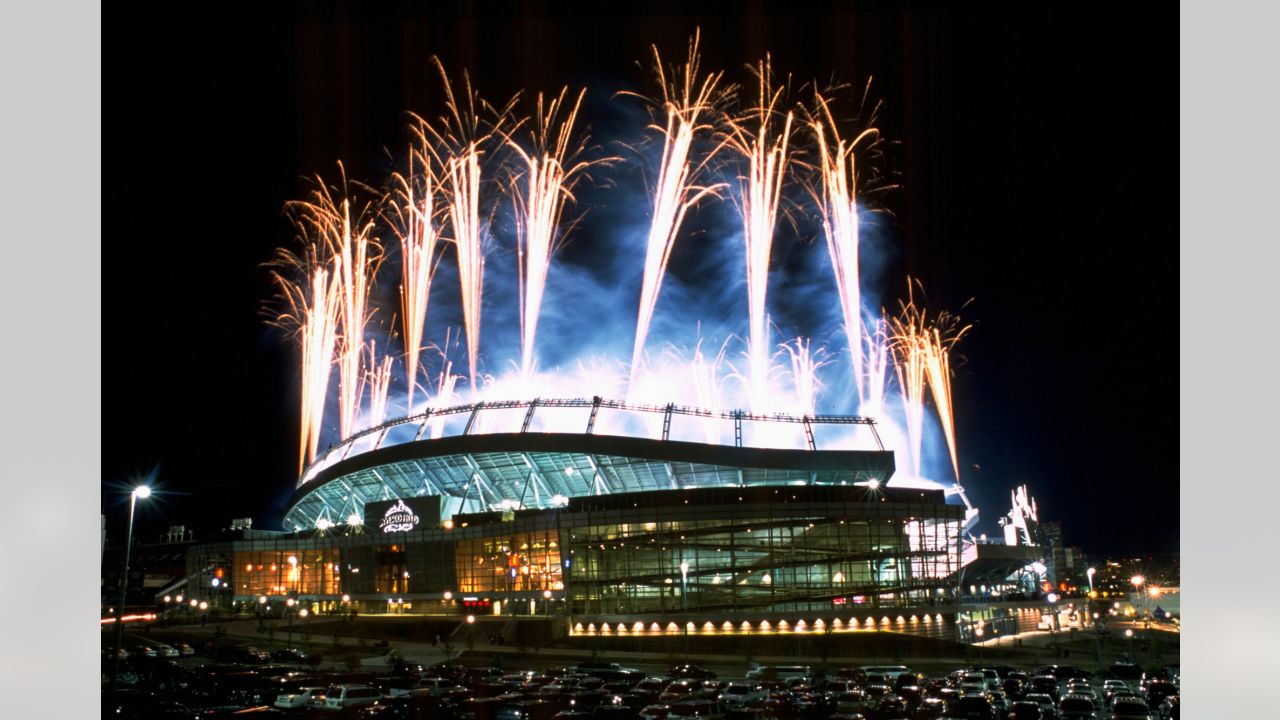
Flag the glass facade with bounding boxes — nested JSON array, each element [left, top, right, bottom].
[[455, 529, 563, 594], [562, 486, 962, 616], [232, 549, 341, 597]]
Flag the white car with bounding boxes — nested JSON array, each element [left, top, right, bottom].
[[151, 643, 181, 658], [958, 673, 988, 694], [322, 684, 383, 710], [275, 687, 327, 709], [718, 682, 766, 707], [860, 665, 913, 682], [835, 691, 871, 714]]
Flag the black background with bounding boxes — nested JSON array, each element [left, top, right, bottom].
[[104, 1, 1174, 554]]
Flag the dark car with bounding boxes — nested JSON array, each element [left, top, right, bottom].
[[913, 696, 948, 719], [1035, 666, 1092, 683], [1144, 680, 1177, 708], [947, 694, 996, 720], [1008, 700, 1045, 720], [360, 697, 423, 719], [104, 689, 192, 720], [1002, 677, 1026, 700], [872, 695, 908, 719], [1111, 698, 1152, 719], [1057, 694, 1098, 720], [270, 648, 308, 664], [1029, 676, 1060, 701], [669, 665, 717, 680]]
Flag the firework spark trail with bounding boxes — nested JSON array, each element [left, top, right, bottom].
[[861, 314, 890, 421], [361, 340, 396, 430], [506, 87, 611, 377], [890, 308, 928, 478], [921, 318, 970, 482], [625, 29, 733, 390], [783, 337, 827, 418], [726, 56, 794, 413], [889, 281, 970, 480], [421, 59, 516, 391], [390, 130, 444, 412], [806, 86, 884, 407], [689, 337, 730, 443], [268, 250, 341, 474], [426, 329, 463, 439], [331, 191, 381, 441]]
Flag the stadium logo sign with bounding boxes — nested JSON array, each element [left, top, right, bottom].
[[379, 499, 419, 533]]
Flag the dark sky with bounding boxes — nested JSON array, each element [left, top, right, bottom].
[[104, 1, 1174, 554]]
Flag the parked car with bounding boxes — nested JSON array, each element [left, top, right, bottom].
[[718, 682, 765, 707], [323, 684, 385, 710], [1057, 694, 1099, 720], [1008, 699, 1047, 719], [274, 686, 326, 709], [390, 677, 461, 698], [1110, 697, 1154, 719], [669, 665, 717, 680]]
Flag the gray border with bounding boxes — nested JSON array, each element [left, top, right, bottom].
[[1182, 0, 1280, 715], [0, 1, 101, 717]]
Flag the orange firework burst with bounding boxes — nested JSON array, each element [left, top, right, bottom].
[[889, 280, 971, 480], [725, 55, 795, 413], [266, 244, 340, 474], [622, 28, 735, 389], [273, 165, 382, 457], [360, 339, 396, 430], [389, 124, 446, 412], [414, 58, 516, 391], [505, 86, 616, 377]]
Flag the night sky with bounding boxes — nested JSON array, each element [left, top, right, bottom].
[[104, 2, 1174, 554]]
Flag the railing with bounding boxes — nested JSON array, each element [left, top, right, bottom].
[[298, 396, 884, 489]]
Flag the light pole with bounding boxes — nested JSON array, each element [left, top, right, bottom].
[[975, 626, 984, 661], [286, 597, 296, 650], [1124, 628, 1135, 662], [1130, 575, 1145, 619], [109, 485, 151, 705], [679, 560, 690, 662]]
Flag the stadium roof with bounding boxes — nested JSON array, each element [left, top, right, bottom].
[[283, 430, 896, 532]]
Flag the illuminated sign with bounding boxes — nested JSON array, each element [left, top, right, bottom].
[[379, 499, 420, 533], [363, 496, 441, 532]]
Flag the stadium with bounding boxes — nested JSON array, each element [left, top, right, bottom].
[[185, 397, 990, 642]]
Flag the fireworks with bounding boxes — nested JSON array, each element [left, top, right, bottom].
[[268, 247, 339, 474], [889, 281, 970, 480], [390, 124, 444, 411], [361, 340, 395, 430], [783, 337, 828, 418], [624, 29, 733, 389], [419, 58, 515, 391], [268, 32, 981, 508], [506, 87, 612, 377], [805, 81, 890, 409], [726, 56, 795, 412]]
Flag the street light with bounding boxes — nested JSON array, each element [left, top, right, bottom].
[[109, 485, 152, 705], [679, 560, 690, 662], [975, 626, 984, 661], [1124, 627, 1135, 661]]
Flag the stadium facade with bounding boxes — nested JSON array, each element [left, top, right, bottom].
[[186, 398, 977, 641]]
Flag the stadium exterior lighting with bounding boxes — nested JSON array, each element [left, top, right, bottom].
[[109, 485, 153, 702]]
